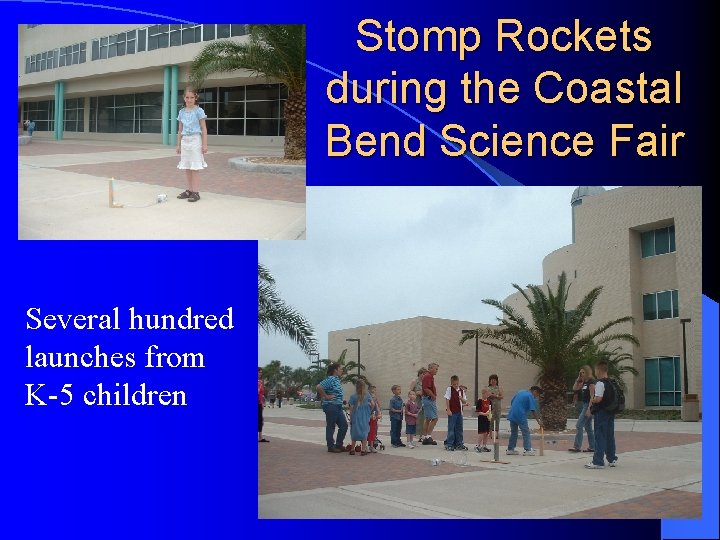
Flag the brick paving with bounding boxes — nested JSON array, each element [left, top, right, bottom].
[[561, 490, 702, 519], [260, 412, 703, 518], [265, 417, 701, 453], [19, 141, 305, 203], [19, 141, 147, 155], [258, 438, 484, 495]]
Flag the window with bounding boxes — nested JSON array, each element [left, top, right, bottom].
[[197, 83, 286, 136], [643, 290, 679, 321], [64, 98, 84, 132], [641, 226, 676, 258], [645, 356, 681, 406], [90, 92, 163, 133], [23, 100, 55, 132], [148, 24, 169, 50]]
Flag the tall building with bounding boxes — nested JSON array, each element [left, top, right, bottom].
[[329, 186, 702, 413], [18, 24, 286, 147]]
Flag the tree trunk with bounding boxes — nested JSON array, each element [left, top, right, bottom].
[[539, 374, 569, 431], [283, 86, 306, 160]]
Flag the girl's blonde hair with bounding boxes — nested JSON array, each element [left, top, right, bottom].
[[355, 379, 367, 403]]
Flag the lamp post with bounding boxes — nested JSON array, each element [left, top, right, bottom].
[[346, 338, 360, 378], [680, 318, 691, 395], [309, 351, 320, 367], [462, 330, 479, 403]]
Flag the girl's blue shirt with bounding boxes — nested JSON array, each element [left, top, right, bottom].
[[177, 106, 207, 135]]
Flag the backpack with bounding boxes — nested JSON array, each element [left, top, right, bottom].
[[601, 378, 625, 413]]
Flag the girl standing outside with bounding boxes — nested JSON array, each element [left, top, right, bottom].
[[348, 380, 373, 456], [176, 87, 208, 202], [367, 385, 382, 452], [487, 374, 504, 436], [569, 365, 596, 453]]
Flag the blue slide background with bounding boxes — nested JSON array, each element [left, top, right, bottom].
[[6, 1, 717, 538]]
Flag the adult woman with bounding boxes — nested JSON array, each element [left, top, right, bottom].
[[258, 368, 269, 442], [569, 365, 595, 453], [487, 374, 504, 435]]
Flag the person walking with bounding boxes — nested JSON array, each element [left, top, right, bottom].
[[569, 365, 596, 453], [25, 119, 35, 137], [316, 363, 348, 453]]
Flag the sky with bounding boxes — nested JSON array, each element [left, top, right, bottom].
[[258, 186, 614, 369]]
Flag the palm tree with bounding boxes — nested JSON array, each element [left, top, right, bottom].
[[189, 24, 306, 160], [262, 360, 282, 389], [279, 365, 294, 388], [460, 272, 639, 431], [258, 263, 316, 355], [316, 349, 370, 387], [597, 346, 639, 394]]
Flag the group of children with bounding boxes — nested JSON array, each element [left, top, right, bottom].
[[346, 376, 498, 455]]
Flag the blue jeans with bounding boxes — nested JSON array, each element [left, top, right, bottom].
[[322, 403, 348, 449], [574, 402, 596, 450], [508, 419, 531, 451], [445, 412, 464, 447], [390, 417, 403, 445], [592, 409, 617, 466]]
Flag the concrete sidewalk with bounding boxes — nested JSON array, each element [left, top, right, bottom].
[[18, 139, 305, 240], [258, 405, 702, 519]]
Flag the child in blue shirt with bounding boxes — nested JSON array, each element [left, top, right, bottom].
[[176, 87, 208, 203], [389, 385, 406, 447]]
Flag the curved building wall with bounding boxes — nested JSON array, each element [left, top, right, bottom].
[[561, 186, 702, 410], [501, 186, 701, 412]]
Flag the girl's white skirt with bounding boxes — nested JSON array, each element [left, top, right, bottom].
[[177, 134, 208, 170]]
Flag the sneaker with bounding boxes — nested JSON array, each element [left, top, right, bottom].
[[188, 191, 201, 202], [585, 463, 605, 469], [407, 443, 415, 449], [328, 447, 342, 453], [568, 447, 581, 453], [506, 449, 520, 455], [444, 445, 455, 451], [397, 442, 406, 447], [391, 444, 401, 448], [523, 449, 536, 456], [475, 445, 482, 453], [177, 189, 192, 199], [456, 445, 468, 451], [482, 446, 492, 452], [608, 459, 618, 467]]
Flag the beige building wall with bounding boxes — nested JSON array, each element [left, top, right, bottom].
[[509, 186, 701, 411], [329, 316, 538, 413]]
